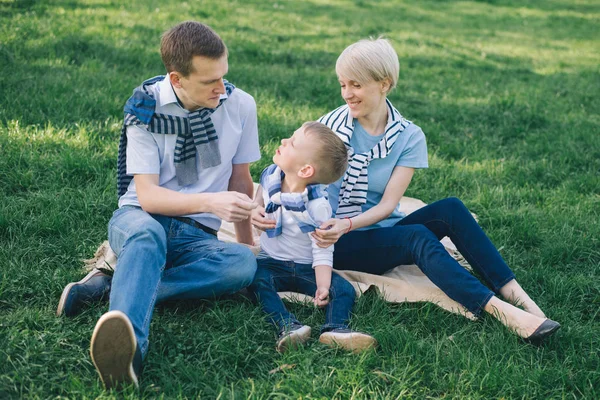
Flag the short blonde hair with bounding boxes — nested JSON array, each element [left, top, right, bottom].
[[335, 38, 399, 93], [302, 122, 348, 184]]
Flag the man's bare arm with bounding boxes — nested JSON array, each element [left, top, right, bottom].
[[228, 163, 256, 245], [135, 174, 256, 222]]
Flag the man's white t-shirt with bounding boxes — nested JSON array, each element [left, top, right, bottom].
[[119, 76, 261, 231]]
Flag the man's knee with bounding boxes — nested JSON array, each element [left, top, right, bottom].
[[126, 220, 167, 253], [109, 209, 167, 255], [222, 244, 257, 287]]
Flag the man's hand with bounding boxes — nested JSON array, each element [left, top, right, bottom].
[[314, 287, 330, 308], [208, 192, 257, 222], [311, 218, 351, 248], [251, 205, 276, 232]]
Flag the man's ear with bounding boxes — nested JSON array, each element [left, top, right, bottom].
[[169, 72, 183, 88], [297, 164, 316, 179]]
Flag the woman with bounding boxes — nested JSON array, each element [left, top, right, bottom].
[[308, 38, 559, 342]]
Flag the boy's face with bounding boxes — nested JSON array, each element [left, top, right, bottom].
[[173, 55, 229, 110], [273, 126, 315, 177]]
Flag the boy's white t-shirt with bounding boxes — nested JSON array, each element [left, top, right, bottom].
[[259, 186, 334, 268], [118, 76, 261, 231]]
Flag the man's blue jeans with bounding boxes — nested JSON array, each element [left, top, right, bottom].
[[107, 206, 257, 357], [249, 254, 356, 333], [333, 197, 516, 316]]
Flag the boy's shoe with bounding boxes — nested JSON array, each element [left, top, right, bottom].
[[276, 323, 311, 353], [57, 269, 111, 317], [319, 328, 377, 353], [90, 310, 142, 389]]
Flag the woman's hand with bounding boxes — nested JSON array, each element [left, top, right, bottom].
[[311, 218, 351, 248], [250, 205, 276, 232]]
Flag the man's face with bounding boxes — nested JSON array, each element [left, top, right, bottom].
[[273, 125, 315, 177], [175, 55, 229, 110]]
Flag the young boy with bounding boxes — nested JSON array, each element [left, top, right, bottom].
[[249, 121, 377, 352]]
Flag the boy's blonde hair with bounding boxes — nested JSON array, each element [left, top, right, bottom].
[[335, 37, 399, 93], [302, 122, 348, 184]]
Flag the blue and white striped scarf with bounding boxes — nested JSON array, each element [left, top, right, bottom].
[[117, 75, 235, 197], [260, 164, 328, 238], [318, 99, 412, 218]]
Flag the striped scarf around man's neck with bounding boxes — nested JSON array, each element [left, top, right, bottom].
[[116, 75, 235, 197]]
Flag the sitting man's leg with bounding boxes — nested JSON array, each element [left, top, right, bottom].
[[57, 268, 112, 317], [155, 218, 256, 303], [90, 206, 167, 389]]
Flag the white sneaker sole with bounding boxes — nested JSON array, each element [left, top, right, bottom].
[[319, 331, 377, 353], [276, 325, 312, 353], [56, 269, 104, 317], [90, 310, 139, 389]]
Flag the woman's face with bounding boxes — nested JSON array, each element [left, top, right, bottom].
[[338, 76, 388, 120]]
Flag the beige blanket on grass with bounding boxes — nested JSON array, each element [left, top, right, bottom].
[[85, 189, 475, 320]]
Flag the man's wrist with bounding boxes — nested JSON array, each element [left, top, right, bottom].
[[198, 192, 215, 214]]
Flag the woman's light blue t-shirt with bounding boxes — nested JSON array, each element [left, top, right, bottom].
[[327, 120, 429, 230]]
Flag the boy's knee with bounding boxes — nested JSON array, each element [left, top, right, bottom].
[[331, 275, 356, 300]]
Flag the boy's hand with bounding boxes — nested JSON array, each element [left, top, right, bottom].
[[314, 287, 330, 308], [251, 205, 276, 232]]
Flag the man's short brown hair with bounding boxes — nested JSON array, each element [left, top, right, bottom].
[[303, 122, 348, 184], [160, 21, 227, 76]]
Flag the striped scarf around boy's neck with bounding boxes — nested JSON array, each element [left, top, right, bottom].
[[116, 75, 235, 197], [318, 98, 412, 218], [260, 164, 327, 238]]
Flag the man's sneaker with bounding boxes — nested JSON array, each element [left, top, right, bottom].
[[276, 323, 311, 353], [319, 328, 377, 353], [56, 269, 111, 317], [90, 311, 142, 389]]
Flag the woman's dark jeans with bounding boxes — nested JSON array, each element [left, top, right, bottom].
[[333, 197, 515, 316]]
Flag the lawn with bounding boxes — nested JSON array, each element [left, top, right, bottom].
[[1, 0, 599, 398]]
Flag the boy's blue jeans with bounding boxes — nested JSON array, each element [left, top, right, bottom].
[[249, 254, 356, 333], [333, 197, 516, 317], [107, 206, 257, 357]]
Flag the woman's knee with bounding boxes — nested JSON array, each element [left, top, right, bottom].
[[407, 224, 438, 241], [405, 224, 446, 257], [439, 196, 469, 215]]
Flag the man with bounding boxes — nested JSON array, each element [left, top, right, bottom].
[[63, 21, 260, 389]]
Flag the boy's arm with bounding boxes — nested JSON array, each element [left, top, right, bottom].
[[228, 163, 256, 245], [309, 198, 335, 307], [250, 185, 277, 232], [314, 265, 332, 307]]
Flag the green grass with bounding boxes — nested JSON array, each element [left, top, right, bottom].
[[1, 0, 599, 398]]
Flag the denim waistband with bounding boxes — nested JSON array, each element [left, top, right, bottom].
[[173, 216, 218, 237]]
